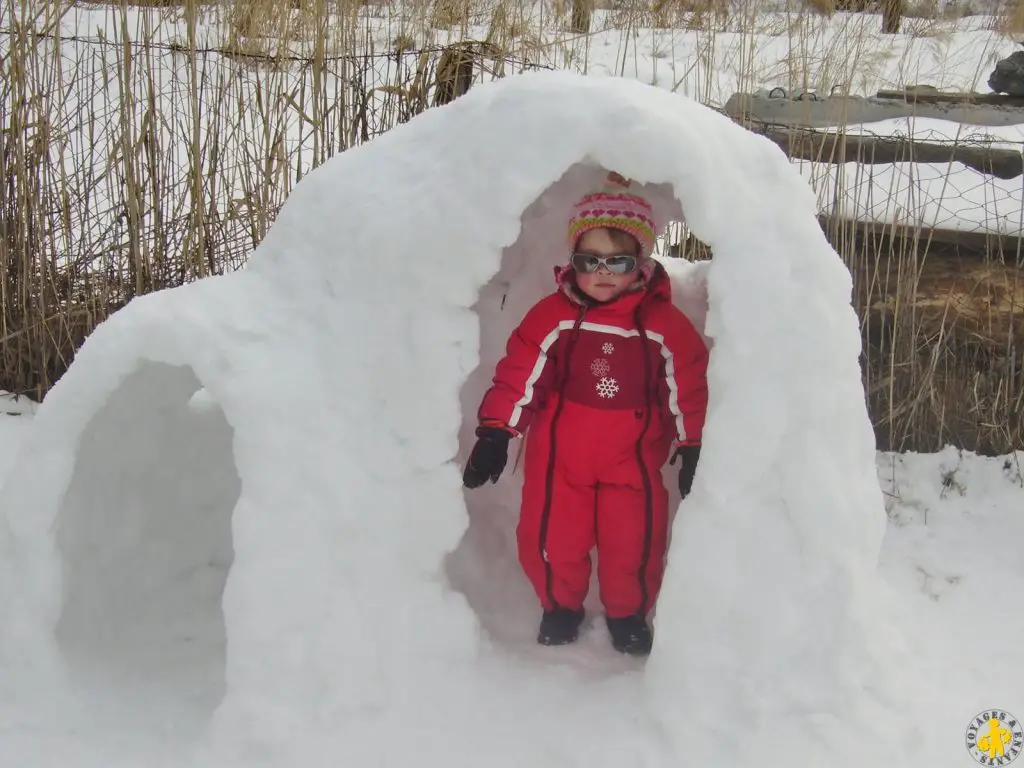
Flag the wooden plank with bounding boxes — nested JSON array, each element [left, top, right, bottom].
[[670, 216, 1022, 260], [723, 91, 1024, 129], [817, 214, 1023, 260], [760, 125, 1024, 179], [874, 88, 1024, 107]]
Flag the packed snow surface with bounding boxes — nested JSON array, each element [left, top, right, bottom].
[[1, 69, 1022, 768]]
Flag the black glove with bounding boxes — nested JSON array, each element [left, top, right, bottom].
[[669, 444, 701, 499], [462, 427, 512, 489]]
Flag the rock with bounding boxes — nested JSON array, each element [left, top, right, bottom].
[[988, 50, 1024, 96]]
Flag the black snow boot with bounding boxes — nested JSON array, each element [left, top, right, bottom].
[[537, 607, 585, 646], [606, 614, 653, 656]]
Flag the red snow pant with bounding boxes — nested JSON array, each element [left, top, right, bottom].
[[517, 399, 673, 619]]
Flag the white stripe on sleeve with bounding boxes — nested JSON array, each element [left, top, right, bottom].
[[507, 320, 574, 429]]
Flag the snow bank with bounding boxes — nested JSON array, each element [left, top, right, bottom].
[[0, 396, 35, 485], [876, 448, 1024, 759], [1, 70, 906, 766]]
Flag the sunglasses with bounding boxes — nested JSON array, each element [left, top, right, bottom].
[[570, 252, 638, 275]]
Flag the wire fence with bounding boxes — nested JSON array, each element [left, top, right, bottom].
[[14, 26, 552, 66], [5, 27, 550, 272], [665, 112, 1024, 453], [0, 22, 550, 397], [3, 20, 1022, 452], [738, 117, 1024, 247]]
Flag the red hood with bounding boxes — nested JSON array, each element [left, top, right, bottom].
[[553, 258, 672, 311]]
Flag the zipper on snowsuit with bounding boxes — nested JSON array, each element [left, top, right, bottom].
[[632, 304, 656, 617], [537, 304, 588, 609]]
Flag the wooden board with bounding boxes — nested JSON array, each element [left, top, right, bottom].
[[818, 215, 1023, 260], [874, 88, 1024, 107], [723, 91, 1024, 129], [759, 125, 1024, 179]]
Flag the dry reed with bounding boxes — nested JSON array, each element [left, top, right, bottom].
[[3, 0, 1023, 454]]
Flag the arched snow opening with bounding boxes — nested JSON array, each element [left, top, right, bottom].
[[446, 161, 705, 657], [0, 70, 916, 766], [54, 361, 239, 734]]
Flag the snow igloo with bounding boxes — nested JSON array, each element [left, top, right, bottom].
[[0, 70, 897, 767]]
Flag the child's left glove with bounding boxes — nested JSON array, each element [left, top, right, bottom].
[[462, 426, 512, 489], [669, 444, 701, 499]]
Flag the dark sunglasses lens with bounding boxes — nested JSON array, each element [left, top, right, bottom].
[[605, 256, 636, 274], [572, 253, 601, 273], [571, 253, 637, 274]]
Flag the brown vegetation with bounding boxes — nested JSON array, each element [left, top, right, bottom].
[[4, 0, 1023, 454]]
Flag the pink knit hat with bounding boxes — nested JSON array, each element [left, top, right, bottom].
[[567, 172, 658, 258]]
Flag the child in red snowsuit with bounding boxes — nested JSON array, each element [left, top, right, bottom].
[[463, 176, 709, 656]]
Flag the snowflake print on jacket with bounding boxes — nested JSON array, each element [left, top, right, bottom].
[[596, 377, 619, 399], [590, 358, 611, 377], [602, 342, 615, 355]]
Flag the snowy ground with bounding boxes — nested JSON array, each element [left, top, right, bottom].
[[875, 446, 1024, 742], [2, 407, 1023, 765], [0, 396, 36, 480]]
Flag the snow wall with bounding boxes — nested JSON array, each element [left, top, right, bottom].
[[0, 70, 910, 767]]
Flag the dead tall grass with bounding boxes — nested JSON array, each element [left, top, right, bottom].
[[670, 201, 1024, 454], [1, 0, 541, 398], [4, 0, 1024, 454], [994, 0, 1024, 33], [840, 223, 1023, 454]]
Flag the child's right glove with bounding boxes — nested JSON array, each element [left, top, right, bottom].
[[462, 426, 512, 488], [669, 444, 701, 499]]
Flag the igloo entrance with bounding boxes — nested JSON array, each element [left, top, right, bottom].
[[446, 163, 703, 659], [53, 361, 240, 734]]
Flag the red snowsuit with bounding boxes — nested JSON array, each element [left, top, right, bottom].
[[478, 262, 709, 619]]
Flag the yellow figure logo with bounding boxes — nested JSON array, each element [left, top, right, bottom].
[[979, 718, 1015, 760], [966, 710, 1024, 765]]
